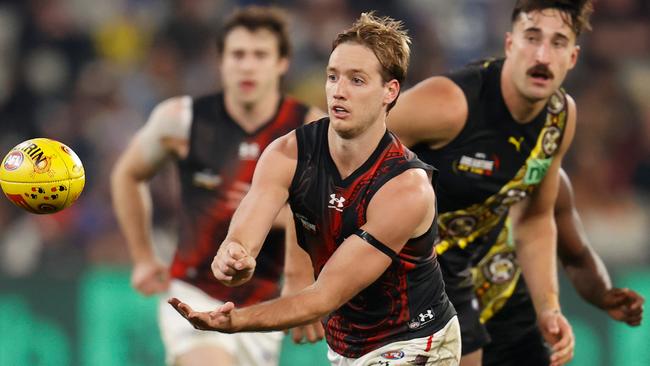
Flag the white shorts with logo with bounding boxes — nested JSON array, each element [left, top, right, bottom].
[[327, 316, 461, 366], [159, 279, 284, 366]]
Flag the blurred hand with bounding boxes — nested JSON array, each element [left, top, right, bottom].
[[602, 288, 644, 326], [284, 321, 325, 344], [212, 241, 256, 287], [131, 258, 170, 296], [168, 297, 236, 332], [538, 309, 574, 366], [225, 181, 251, 211]]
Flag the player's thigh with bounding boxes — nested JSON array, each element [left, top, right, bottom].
[[482, 327, 550, 366], [331, 316, 461, 366], [459, 349, 481, 366], [175, 345, 234, 366], [235, 330, 284, 366], [455, 297, 490, 355]]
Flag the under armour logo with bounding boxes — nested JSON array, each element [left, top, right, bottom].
[[328, 193, 346, 212], [418, 309, 434, 322], [239, 142, 260, 160]]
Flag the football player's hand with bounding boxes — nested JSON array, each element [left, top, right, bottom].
[[538, 309, 574, 366], [602, 288, 644, 326], [212, 241, 256, 287], [169, 297, 237, 332], [285, 321, 325, 344], [131, 258, 170, 295]]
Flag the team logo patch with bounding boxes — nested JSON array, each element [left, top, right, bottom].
[[541, 126, 561, 156], [446, 215, 477, 237], [483, 252, 517, 284], [381, 350, 405, 360], [4, 151, 24, 171], [547, 91, 565, 114]]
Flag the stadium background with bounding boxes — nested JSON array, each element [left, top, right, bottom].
[[0, 0, 648, 365]]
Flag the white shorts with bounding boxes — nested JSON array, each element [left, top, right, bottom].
[[159, 279, 283, 366], [327, 316, 461, 366]]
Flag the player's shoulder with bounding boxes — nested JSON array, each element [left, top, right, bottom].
[[148, 95, 193, 126], [384, 168, 433, 202], [266, 129, 299, 159]]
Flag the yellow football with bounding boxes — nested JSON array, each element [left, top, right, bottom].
[[0, 138, 85, 214]]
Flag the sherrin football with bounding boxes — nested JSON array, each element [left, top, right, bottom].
[[0, 138, 85, 214]]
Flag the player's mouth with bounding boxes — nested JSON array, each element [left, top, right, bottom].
[[331, 104, 350, 119], [239, 80, 257, 92], [527, 64, 554, 85]]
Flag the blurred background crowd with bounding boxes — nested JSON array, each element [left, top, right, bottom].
[[0, 0, 648, 364]]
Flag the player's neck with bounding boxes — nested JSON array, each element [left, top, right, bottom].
[[328, 117, 387, 180], [224, 91, 281, 133], [501, 65, 548, 124]]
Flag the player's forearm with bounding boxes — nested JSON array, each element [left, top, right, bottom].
[[110, 170, 155, 262], [516, 213, 560, 314], [561, 246, 612, 309], [231, 285, 331, 332]]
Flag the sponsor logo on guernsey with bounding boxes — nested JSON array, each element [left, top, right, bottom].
[[328, 193, 346, 212], [408, 307, 435, 330], [238, 142, 260, 160], [523, 158, 552, 185], [295, 213, 317, 233], [381, 351, 405, 360], [456, 152, 497, 176], [192, 170, 222, 190]]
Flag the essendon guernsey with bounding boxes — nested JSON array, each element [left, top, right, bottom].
[[288, 118, 455, 358], [172, 93, 308, 306]]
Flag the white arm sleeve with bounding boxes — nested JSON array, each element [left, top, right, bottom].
[[137, 96, 193, 165]]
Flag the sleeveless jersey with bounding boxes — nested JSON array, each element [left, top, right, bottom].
[[471, 220, 537, 336], [289, 118, 455, 358], [411, 58, 569, 303], [171, 93, 309, 306]]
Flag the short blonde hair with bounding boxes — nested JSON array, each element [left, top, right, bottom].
[[332, 12, 411, 110]]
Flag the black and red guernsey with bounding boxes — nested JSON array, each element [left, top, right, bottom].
[[288, 118, 456, 358], [171, 93, 308, 307]]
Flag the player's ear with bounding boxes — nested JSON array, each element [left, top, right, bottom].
[[568, 44, 580, 70], [384, 79, 400, 106], [278, 57, 290, 75], [504, 32, 513, 57]]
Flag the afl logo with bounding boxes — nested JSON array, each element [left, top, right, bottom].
[[381, 350, 404, 360], [4, 151, 24, 171], [483, 252, 517, 284]]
